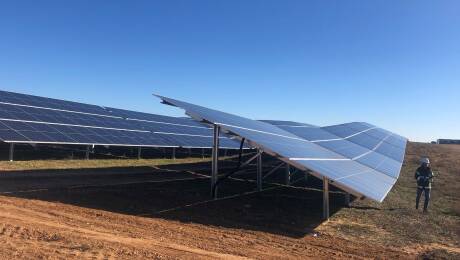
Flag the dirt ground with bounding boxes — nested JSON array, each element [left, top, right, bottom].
[[0, 142, 458, 259]]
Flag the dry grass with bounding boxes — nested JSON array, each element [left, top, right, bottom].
[[319, 142, 460, 257], [0, 157, 211, 172]]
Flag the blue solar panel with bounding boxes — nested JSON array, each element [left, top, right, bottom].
[[107, 107, 208, 127], [322, 122, 406, 163], [272, 122, 407, 179], [265, 121, 406, 164], [275, 126, 338, 141], [155, 95, 408, 202], [0, 90, 242, 149], [0, 90, 112, 116], [259, 120, 317, 127]]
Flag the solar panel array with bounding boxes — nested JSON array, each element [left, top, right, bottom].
[[155, 95, 407, 202], [0, 90, 408, 202], [0, 90, 241, 148]]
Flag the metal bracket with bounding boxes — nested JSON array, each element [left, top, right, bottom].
[[262, 162, 285, 180]]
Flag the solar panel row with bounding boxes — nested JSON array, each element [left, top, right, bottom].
[[0, 90, 112, 116], [0, 90, 242, 148], [155, 95, 408, 202]]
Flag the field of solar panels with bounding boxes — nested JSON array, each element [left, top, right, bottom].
[[0, 142, 458, 259]]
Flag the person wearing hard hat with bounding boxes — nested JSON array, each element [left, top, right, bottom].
[[415, 157, 434, 212]]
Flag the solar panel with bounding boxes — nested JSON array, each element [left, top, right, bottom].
[[271, 122, 406, 179], [0, 90, 112, 116], [258, 120, 317, 127], [155, 95, 407, 202], [105, 107, 242, 148], [0, 90, 242, 149]]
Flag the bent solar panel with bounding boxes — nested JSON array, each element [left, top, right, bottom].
[[0, 90, 242, 149], [264, 121, 406, 180], [155, 95, 407, 202]]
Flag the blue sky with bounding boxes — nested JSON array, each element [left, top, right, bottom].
[[0, 1, 459, 142]]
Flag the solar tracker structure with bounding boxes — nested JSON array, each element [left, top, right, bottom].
[[0, 90, 241, 149], [155, 95, 407, 203]]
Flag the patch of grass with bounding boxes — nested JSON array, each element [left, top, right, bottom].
[[322, 142, 460, 248], [0, 157, 211, 171], [417, 248, 460, 260]]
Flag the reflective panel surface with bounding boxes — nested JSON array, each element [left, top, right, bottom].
[[0, 90, 242, 148], [157, 95, 408, 202]]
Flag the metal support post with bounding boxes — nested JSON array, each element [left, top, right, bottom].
[[211, 125, 220, 198], [323, 177, 330, 220], [172, 147, 176, 160], [285, 163, 291, 185], [137, 147, 142, 160], [201, 148, 205, 159], [9, 143, 15, 162], [344, 192, 350, 207], [188, 148, 192, 156], [85, 145, 90, 160], [257, 150, 262, 191]]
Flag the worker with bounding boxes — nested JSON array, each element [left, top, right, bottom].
[[415, 157, 434, 212]]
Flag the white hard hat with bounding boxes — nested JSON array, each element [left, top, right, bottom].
[[420, 157, 430, 164]]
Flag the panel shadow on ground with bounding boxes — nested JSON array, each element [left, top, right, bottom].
[[0, 159, 348, 238]]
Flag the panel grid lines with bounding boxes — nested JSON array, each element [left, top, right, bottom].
[[0, 90, 243, 149]]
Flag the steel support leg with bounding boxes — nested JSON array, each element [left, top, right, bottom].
[[9, 143, 14, 162], [257, 150, 262, 191], [285, 163, 291, 185], [323, 177, 330, 220], [137, 147, 142, 160], [172, 147, 176, 160], [201, 148, 205, 159], [85, 145, 90, 160], [211, 125, 220, 198], [344, 192, 350, 207]]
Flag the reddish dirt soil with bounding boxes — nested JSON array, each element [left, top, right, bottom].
[[0, 143, 458, 259]]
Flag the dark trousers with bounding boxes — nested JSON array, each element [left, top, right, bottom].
[[416, 187, 431, 211]]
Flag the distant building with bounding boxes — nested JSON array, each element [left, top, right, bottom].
[[436, 139, 460, 145]]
